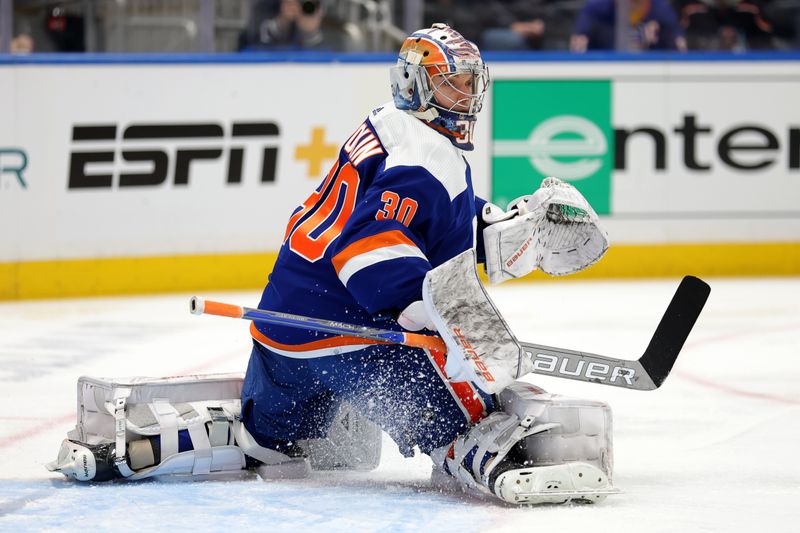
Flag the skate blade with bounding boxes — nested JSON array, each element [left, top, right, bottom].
[[494, 462, 617, 505], [511, 487, 620, 505]]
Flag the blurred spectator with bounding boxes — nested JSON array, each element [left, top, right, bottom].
[[762, 0, 800, 48], [425, 0, 575, 50], [239, 0, 362, 51], [571, 0, 688, 51], [481, 1, 548, 50], [677, 0, 775, 50], [10, 33, 35, 54], [45, 3, 85, 52], [423, 0, 488, 45]]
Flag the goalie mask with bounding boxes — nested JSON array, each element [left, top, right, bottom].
[[390, 23, 489, 151]]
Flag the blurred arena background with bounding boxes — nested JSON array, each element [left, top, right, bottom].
[[1, 0, 799, 300]]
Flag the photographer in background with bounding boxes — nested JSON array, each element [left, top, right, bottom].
[[570, 0, 687, 51], [239, 0, 361, 51]]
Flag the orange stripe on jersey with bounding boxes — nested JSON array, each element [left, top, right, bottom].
[[250, 321, 389, 352], [428, 348, 486, 424], [331, 230, 419, 274]]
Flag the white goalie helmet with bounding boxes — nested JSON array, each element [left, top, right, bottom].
[[390, 23, 489, 148]]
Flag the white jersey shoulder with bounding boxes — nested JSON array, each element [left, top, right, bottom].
[[369, 102, 468, 201]]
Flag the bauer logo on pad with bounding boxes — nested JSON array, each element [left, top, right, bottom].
[[452, 327, 496, 383]]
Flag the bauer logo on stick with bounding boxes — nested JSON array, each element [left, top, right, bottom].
[[532, 353, 636, 385]]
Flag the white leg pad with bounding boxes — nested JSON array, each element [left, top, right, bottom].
[[129, 447, 246, 480], [497, 382, 614, 476], [50, 374, 250, 481], [431, 381, 617, 505], [49, 374, 379, 481]]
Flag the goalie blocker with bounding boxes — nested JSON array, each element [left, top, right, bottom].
[[47, 374, 382, 482]]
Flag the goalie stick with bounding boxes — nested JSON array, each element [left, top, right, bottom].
[[191, 275, 709, 391], [519, 275, 710, 391], [189, 297, 447, 353]]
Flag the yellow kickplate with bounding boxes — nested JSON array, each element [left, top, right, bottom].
[[1, 242, 798, 300]]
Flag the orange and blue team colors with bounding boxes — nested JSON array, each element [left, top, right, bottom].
[[252, 102, 489, 356], [242, 102, 494, 454], [241, 19, 498, 455]]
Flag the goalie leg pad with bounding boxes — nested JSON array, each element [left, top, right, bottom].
[[432, 381, 616, 505], [497, 382, 614, 476], [47, 374, 250, 481], [48, 374, 380, 481]]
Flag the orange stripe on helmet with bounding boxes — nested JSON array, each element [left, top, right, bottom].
[[401, 36, 448, 66]]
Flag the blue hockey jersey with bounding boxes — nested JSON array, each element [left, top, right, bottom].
[[252, 102, 487, 356]]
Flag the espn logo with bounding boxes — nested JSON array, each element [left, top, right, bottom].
[[68, 122, 279, 189], [452, 327, 495, 383]]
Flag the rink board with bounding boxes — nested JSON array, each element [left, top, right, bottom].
[[1, 54, 799, 298]]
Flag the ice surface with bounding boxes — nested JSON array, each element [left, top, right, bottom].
[[1, 279, 798, 532]]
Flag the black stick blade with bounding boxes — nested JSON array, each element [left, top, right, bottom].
[[638, 276, 711, 387]]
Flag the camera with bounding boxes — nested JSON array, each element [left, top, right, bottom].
[[301, 0, 320, 15]]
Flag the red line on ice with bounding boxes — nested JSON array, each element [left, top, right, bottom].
[[676, 322, 800, 405], [685, 322, 800, 350], [0, 416, 58, 421], [0, 413, 76, 449], [673, 370, 800, 405]]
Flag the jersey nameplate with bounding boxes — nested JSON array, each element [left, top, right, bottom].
[[344, 122, 385, 166]]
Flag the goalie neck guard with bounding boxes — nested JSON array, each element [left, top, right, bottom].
[[390, 23, 489, 151]]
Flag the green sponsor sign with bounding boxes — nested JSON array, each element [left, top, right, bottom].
[[491, 80, 613, 214]]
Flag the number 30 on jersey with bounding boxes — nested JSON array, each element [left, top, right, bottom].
[[376, 191, 417, 226]]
